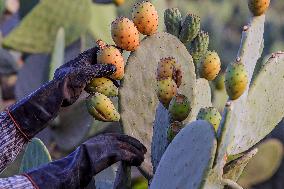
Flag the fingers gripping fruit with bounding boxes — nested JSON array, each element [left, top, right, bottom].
[[156, 78, 178, 108], [156, 57, 182, 87], [111, 17, 140, 51], [85, 77, 118, 97], [200, 51, 221, 81], [248, 0, 270, 16], [96, 41, 125, 80], [132, 1, 159, 36], [225, 61, 248, 100], [197, 107, 222, 131], [168, 94, 191, 122], [86, 93, 120, 122]]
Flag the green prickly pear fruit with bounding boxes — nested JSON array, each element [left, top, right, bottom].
[[248, 0, 270, 16], [188, 30, 209, 64], [225, 61, 248, 100], [156, 57, 182, 87], [132, 1, 158, 36], [111, 17, 140, 51], [179, 13, 201, 44], [96, 40, 125, 80], [197, 107, 222, 131], [200, 51, 221, 81], [86, 93, 120, 122], [168, 94, 191, 122], [164, 8, 182, 37], [85, 77, 118, 97], [156, 78, 177, 108], [167, 121, 183, 142], [215, 73, 225, 90]]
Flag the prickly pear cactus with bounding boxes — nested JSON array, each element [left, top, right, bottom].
[[19, 138, 51, 173], [119, 32, 196, 177], [150, 121, 217, 189]]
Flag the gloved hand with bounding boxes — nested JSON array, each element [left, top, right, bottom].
[[23, 133, 147, 189], [7, 47, 116, 140]]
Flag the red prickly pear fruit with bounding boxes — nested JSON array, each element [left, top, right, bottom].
[[168, 94, 191, 122], [96, 41, 125, 80], [248, 0, 270, 16], [197, 107, 222, 132], [85, 77, 118, 97], [200, 51, 221, 81], [225, 61, 248, 100], [132, 1, 159, 36], [156, 57, 182, 87], [167, 121, 183, 142], [111, 17, 140, 51], [156, 77, 177, 108], [86, 92, 120, 122]]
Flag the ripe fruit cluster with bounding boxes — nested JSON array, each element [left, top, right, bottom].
[[111, 1, 158, 51]]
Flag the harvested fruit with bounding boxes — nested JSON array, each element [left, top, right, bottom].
[[85, 77, 118, 97]]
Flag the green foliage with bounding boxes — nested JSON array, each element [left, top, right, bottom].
[[19, 138, 51, 173]]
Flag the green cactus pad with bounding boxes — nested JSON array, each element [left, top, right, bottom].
[[49, 28, 65, 81], [179, 13, 201, 44], [150, 120, 217, 189], [228, 52, 284, 155], [188, 30, 209, 64], [119, 32, 196, 177], [164, 8, 182, 37], [19, 138, 51, 173], [189, 78, 212, 121], [238, 139, 283, 187], [3, 0, 91, 53], [223, 148, 258, 181]]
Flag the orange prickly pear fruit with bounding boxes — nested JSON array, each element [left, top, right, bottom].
[[248, 0, 270, 16]]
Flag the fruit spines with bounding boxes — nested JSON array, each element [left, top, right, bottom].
[[86, 92, 120, 122], [179, 13, 201, 44], [248, 0, 270, 16], [156, 77, 178, 108], [132, 1, 158, 36], [225, 61, 248, 100], [85, 77, 118, 97], [96, 41, 125, 80], [188, 30, 209, 64], [199, 51, 221, 81], [164, 8, 182, 37], [197, 107, 222, 131], [111, 17, 140, 51], [168, 94, 191, 122]]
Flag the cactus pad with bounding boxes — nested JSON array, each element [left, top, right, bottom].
[[150, 120, 217, 189], [119, 32, 195, 176]]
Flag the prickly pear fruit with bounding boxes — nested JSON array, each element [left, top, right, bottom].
[[111, 17, 140, 51], [164, 8, 182, 37], [86, 93, 120, 122], [156, 57, 182, 87], [132, 1, 158, 36], [179, 14, 201, 44], [156, 78, 177, 108], [167, 121, 183, 142], [248, 0, 270, 16], [197, 107, 222, 131], [225, 61, 248, 100], [215, 73, 225, 90], [168, 94, 191, 122], [188, 30, 209, 64], [85, 77, 118, 97], [113, 0, 125, 6], [200, 51, 221, 81], [96, 41, 125, 80]]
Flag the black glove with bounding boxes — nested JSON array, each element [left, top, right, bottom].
[[23, 133, 147, 189], [7, 47, 116, 140]]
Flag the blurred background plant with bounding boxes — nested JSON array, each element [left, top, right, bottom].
[[0, 0, 283, 188]]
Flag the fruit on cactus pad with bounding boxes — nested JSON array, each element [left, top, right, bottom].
[[132, 1, 158, 36], [86, 93, 120, 122], [85, 77, 118, 97], [200, 51, 221, 81], [248, 0, 270, 16], [168, 94, 191, 122], [111, 17, 140, 51], [156, 77, 178, 108], [197, 107, 222, 131]]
